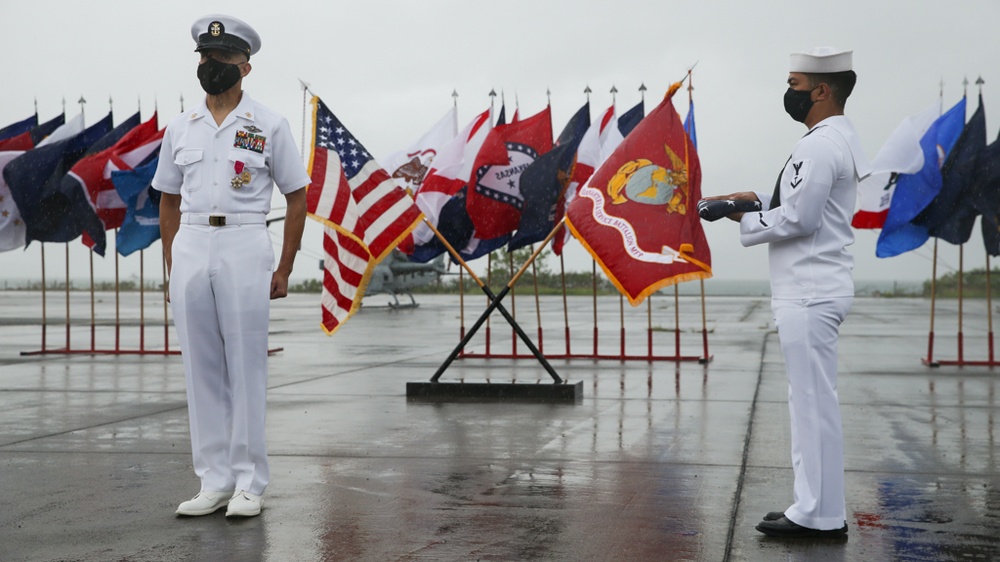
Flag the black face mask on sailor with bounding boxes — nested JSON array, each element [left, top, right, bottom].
[[783, 85, 819, 123], [197, 57, 243, 96]]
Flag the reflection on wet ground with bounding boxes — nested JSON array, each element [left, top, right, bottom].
[[0, 293, 997, 561]]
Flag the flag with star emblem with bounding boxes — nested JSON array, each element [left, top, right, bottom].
[[566, 83, 712, 306], [509, 101, 590, 252], [465, 106, 553, 240], [307, 96, 423, 334]]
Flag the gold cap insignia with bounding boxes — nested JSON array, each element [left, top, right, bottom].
[[209, 21, 223, 37]]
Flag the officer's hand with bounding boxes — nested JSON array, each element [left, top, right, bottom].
[[270, 272, 289, 300]]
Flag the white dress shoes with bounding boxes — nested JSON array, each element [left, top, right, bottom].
[[176, 490, 235, 516], [226, 490, 263, 517]]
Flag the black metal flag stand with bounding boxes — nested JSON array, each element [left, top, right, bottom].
[[406, 219, 583, 402]]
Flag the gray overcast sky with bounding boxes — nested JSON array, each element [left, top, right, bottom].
[[2, 0, 999, 286]]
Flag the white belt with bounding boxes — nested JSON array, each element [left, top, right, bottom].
[[181, 213, 267, 227]]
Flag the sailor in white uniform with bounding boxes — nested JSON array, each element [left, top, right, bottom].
[[704, 47, 871, 538], [153, 14, 310, 518]]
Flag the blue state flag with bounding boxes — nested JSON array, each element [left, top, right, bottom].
[[30, 114, 67, 146], [876, 97, 966, 258], [618, 100, 644, 137], [3, 113, 113, 244], [113, 156, 161, 256], [508, 101, 591, 252], [0, 114, 37, 141], [684, 99, 697, 150], [914, 94, 986, 244], [969, 131, 1000, 255], [408, 187, 474, 263]]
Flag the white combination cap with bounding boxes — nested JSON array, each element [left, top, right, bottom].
[[191, 14, 261, 58], [789, 47, 852, 73]]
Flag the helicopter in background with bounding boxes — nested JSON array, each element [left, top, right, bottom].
[[269, 213, 447, 309], [363, 250, 447, 308]]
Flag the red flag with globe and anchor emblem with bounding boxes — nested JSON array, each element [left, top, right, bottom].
[[566, 82, 711, 306], [466, 106, 553, 240]]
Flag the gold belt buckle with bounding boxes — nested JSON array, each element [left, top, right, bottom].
[[208, 215, 226, 227]]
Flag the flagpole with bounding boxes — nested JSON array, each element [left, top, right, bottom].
[[560, 252, 570, 356], [646, 293, 653, 359], [980, 77, 994, 365], [424, 219, 563, 383], [67, 96, 87, 351], [486, 252, 492, 356], [298, 79, 310, 164], [459, 263, 465, 354], [958, 244, 964, 363], [925, 79, 945, 366], [619, 292, 625, 360], [41, 244, 47, 351], [531, 245, 543, 353], [987, 253, 995, 364], [89, 247, 95, 351], [509, 250, 517, 355], [700, 278, 710, 362], [140, 240, 146, 352], [927, 238, 939, 365], [592, 259, 598, 355], [674, 284, 681, 358], [65, 243, 70, 350], [687, 68, 710, 362], [114, 234, 121, 353]]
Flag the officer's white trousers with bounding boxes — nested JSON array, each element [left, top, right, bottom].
[[170, 224, 273, 496], [772, 296, 852, 531]]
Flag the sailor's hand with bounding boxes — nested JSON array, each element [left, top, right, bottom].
[[697, 194, 762, 222], [270, 271, 289, 300]]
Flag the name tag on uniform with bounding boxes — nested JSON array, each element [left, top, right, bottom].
[[234, 129, 266, 154]]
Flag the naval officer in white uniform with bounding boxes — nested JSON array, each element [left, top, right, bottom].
[[704, 47, 871, 538], [153, 14, 310, 518]]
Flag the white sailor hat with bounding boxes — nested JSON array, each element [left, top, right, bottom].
[[191, 14, 261, 59], [789, 47, 853, 73]]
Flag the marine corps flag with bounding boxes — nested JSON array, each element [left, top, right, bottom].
[[566, 83, 711, 306]]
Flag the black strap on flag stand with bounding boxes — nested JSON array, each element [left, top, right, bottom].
[[424, 219, 564, 384]]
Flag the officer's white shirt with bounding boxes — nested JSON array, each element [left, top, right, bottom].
[[740, 116, 871, 299], [152, 91, 310, 212]]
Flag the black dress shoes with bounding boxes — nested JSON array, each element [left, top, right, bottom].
[[755, 516, 848, 538], [763, 511, 784, 521]]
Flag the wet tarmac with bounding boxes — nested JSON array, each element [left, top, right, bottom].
[[1, 291, 998, 561]]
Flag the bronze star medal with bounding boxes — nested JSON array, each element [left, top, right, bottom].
[[232, 161, 246, 189]]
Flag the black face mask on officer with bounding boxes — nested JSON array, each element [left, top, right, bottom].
[[783, 85, 819, 123], [197, 58, 243, 96]]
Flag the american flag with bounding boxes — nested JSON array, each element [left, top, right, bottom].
[[307, 96, 422, 334]]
